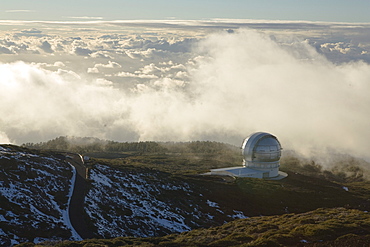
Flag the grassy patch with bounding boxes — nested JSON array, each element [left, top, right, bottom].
[[28, 208, 370, 247]]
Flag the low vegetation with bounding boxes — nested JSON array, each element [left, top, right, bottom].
[[17, 208, 370, 246]]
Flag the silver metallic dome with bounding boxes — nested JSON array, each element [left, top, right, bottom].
[[208, 132, 287, 179], [242, 132, 282, 165]]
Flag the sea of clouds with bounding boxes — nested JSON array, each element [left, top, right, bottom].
[[0, 20, 370, 159]]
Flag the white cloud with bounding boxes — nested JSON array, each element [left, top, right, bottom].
[[140, 63, 166, 74], [125, 49, 155, 59], [23, 29, 41, 34], [88, 67, 99, 74], [55, 68, 81, 79], [65, 16, 103, 20], [95, 61, 121, 69], [0, 61, 128, 143], [152, 77, 185, 89], [135, 62, 187, 78], [321, 42, 351, 54], [53, 61, 65, 67], [115, 30, 370, 160], [115, 71, 158, 79], [95, 78, 113, 86], [0, 131, 11, 144], [90, 51, 114, 59], [1, 27, 370, 163], [31, 62, 66, 69], [174, 71, 188, 79], [88, 61, 122, 74]]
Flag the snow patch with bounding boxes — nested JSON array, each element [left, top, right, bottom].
[[206, 200, 220, 208], [85, 164, 213, 238], [231, 210, 248, 219]]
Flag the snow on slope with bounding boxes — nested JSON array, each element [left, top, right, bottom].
[[0, 145, 248, 244], [86, 164, 247, 238], [0, 146, 79, 246]]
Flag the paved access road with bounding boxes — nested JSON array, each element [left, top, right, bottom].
[[65, 154, 94, 239]]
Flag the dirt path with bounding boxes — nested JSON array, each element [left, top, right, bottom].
[[66, 154, 94, 239]]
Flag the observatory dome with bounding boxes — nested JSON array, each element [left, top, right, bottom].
[[242, 132, 281, 167], [208, 132, 286, 179]]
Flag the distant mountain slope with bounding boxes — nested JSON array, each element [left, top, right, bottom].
[[0, 145, 80, 246]]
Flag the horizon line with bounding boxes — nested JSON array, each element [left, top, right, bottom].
[[0, 18, 370, 26]]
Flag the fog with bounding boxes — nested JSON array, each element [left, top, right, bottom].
[[1, 29, 369, 160]]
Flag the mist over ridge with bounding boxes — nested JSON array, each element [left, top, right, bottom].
[[0, 28, 369, 160]]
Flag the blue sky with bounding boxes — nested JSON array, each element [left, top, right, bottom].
[[2, 0, 370, 22]]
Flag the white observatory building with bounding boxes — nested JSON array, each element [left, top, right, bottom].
[[209, 132, 287, 179]]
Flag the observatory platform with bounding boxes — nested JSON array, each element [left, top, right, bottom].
[[208, 132, 287, 180]]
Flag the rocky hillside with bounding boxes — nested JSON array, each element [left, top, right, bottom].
[[85, 164, 246, 239], [2, 141, 370, 246], [0, 145, 80, 246], [0, 144, 248, 246]]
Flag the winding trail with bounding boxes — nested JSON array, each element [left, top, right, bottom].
[[65, 153, 94, 239]]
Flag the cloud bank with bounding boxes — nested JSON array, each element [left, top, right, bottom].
[[0, 29, 369, 161]]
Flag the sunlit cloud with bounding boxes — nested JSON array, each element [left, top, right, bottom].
[[0, 21, 369, 164], [65, 16, 104, 20]]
